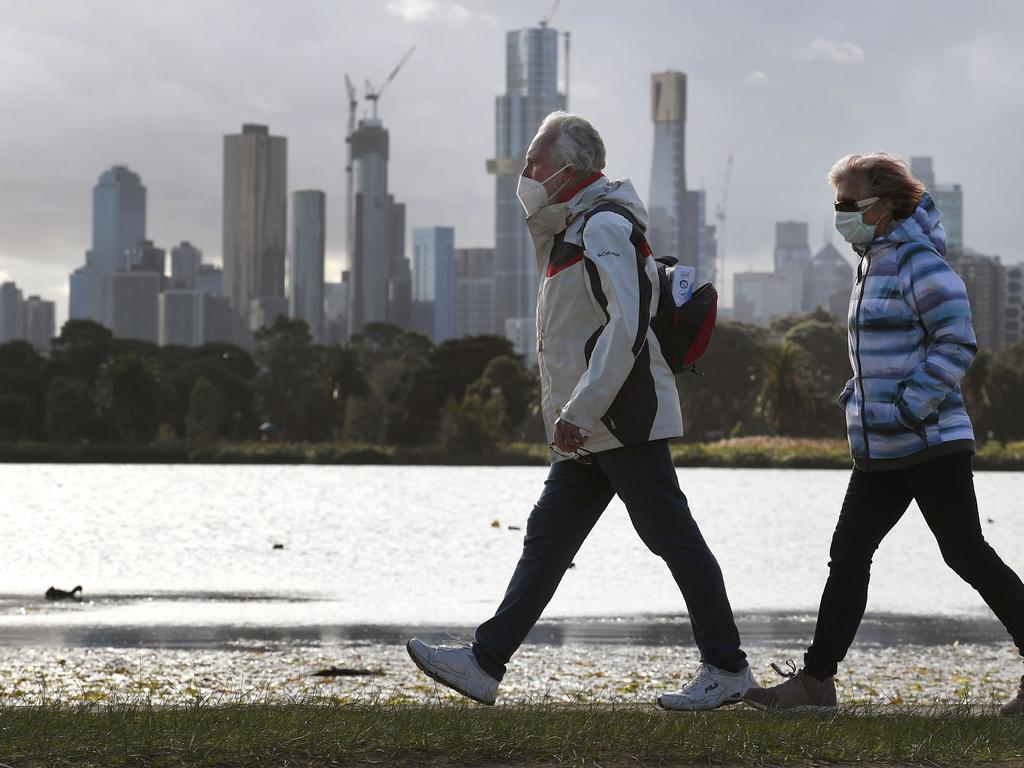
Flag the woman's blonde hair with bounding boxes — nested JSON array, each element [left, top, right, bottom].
[[827, 153, 927, 219]]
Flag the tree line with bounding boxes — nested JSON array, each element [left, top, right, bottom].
[[1, 308, 1022, 452]]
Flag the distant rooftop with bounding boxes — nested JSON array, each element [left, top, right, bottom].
[[97, 165, 142, 186], [242, 124, 269, 135]]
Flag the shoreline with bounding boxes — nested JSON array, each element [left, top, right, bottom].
[[2, 437, 1023, 470], [0, 611, 1009, 650]]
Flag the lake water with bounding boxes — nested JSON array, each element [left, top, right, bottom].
[[3, 463, 1022, 705], [2, 463, 1022, 647]]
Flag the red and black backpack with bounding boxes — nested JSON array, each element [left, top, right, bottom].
[[581, 203, 718, 374]]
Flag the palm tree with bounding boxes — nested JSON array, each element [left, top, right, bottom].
[[755, 342, 814, 436]]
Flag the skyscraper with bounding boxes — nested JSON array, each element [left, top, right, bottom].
[[455, 247, 496, 338], [23, 295, 55, 354], [107, 239, 164, 341], [290, 190, 326, 342], [774, 221, 812, 312], [323, 280, 349, 345], [946, 250, 1005, 351], [488, 25, 567, 348], [933, 184, 963, 251], [170, 241, 202, 289], [694, 190, 717, 285], [733, 272, 801, 327], [0, 282, 24, 343], [223, 124, 287, 341], [1005, 264, 1023, 346], [774, 221, 811, 273], [413, 226, 456, 342], [909, 156, 936, 188], [159, 289, 205, 347], [109, 271, 160, 343], [125, 240, 166, 278], [910, 156, 963, 250], [196, 264, 224, 296], [648, 71, 701, 269], [69, 165, 147, 325], [204, 295, 235, 344], [805, 241, 853, 320], [347, 118, 408, 334]]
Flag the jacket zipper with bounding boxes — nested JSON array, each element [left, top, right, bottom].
[[853, 251, 871, 458]]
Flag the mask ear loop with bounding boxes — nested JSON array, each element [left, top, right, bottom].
[[545, 165, 574, 202]]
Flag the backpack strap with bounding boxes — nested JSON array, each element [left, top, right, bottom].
[[580, 203, 677, 267]]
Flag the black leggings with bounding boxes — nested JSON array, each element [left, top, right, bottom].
[[804, 451, 1024, 679]]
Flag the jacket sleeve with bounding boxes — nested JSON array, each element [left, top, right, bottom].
[[559, 211, 653, 433], [896, 246, 978, 425]]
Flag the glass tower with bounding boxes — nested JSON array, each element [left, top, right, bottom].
[[489, 26, 566, 354], [290, 190, 326, 343]]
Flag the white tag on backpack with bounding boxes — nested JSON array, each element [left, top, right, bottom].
[[667, 265, 695, 306]]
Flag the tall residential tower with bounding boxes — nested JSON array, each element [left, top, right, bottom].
[[222, 124, 287, 340]]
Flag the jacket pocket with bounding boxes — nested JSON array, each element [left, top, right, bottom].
[[838, 378, 855, 409], [894, 381, 930, 446]]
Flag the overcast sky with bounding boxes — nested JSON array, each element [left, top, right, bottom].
[[2, 0, 1022, 325]]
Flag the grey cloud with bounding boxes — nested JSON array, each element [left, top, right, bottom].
[[1, 0, 1023, 327], [801, 38, 865, 65]]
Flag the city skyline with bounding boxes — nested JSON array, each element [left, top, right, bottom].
[[2, 1, 1023, 329]]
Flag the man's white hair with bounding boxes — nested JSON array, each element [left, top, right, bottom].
[[535, 111, 606, 175]]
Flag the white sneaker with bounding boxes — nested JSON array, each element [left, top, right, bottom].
[[406, 637, 499, 705], [657, 663, 760, 711]]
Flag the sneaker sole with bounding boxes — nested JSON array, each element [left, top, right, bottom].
[[406, 641, 495, 706], [656, 693, 745, 712], [742, 697, 837, 714]]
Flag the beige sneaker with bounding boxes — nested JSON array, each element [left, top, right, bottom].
[[742, 661, 837, 713], [1000, 674, 1024, 715]]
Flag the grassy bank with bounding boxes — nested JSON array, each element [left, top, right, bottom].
[[0, 701, 1020, 767], [2, 437, 1024, 470]]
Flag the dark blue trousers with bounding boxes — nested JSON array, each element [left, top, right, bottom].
[[472, 439, 747, 680]]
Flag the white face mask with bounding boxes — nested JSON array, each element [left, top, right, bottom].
[[525, 201, 571, 239], [834, 199, 884, 244], [516, 165, 571, 217]]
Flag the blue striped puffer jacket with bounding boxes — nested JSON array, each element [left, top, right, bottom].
[[838, 194, 977, 470]]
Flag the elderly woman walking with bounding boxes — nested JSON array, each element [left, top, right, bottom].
[[744, 153, 1024, 713]]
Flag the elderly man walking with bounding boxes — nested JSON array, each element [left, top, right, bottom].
[[407, 111, 756, 709]]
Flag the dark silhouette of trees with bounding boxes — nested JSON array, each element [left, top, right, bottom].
[[186, 376, 227, 444], [45, 377, 94, 442], [755, 343, 814, 436], [253, 316, 331, 441], [0, 340, 48, 439], [95, 352, 163, 443], [50, 320, 113, 386], [4, 309, 1024, 448]]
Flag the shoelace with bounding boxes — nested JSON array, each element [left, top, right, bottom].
[[680, 663, 715, 692], [770, 659, 798, 679], [438, 633, 472, 651]]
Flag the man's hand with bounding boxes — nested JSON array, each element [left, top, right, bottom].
[[554, 418, 588, 453]]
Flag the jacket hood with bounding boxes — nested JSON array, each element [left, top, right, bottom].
[[877, 193, 947, 257], [567, 177, 650, 231]]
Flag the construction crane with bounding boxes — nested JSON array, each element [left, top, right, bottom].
[[344, 74, 358, 271], [539, 0, 561, 28], [365, 46, 415, 120], [344, 74, 358, 137], [715, 154, 734, 286]]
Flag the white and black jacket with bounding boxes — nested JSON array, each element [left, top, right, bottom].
[[529, 176, 684, 460]]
